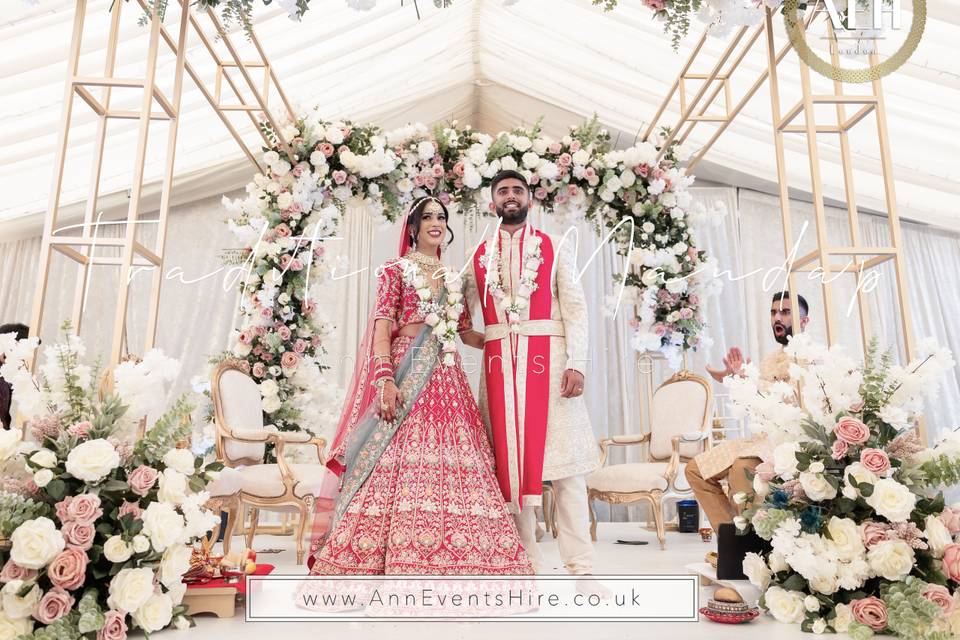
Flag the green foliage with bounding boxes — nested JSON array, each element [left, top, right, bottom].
[[132, 394, 194, 465], [0, 491, 52, 538], [882, 577, 954, 640]]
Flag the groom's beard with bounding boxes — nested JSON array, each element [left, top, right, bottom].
[[495, 202, 529, 226], [773, 322, 792, 346]]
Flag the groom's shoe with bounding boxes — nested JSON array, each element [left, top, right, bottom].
[[575, 575, 613, 601]]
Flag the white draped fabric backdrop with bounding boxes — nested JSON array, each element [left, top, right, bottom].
[[2, 187, 958, 520]]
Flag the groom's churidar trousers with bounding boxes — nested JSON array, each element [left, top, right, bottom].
[[513, 474, 594, 574]]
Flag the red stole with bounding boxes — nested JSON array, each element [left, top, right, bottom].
[[473, 228, 554, 509]]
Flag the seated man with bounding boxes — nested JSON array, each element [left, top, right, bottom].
[[0, 323, 30, 431], [685, 291, 809, 529]]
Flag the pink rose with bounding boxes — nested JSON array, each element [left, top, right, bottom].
[[318, 142, 335, 158], [653, 168, 666, 180], [831, 439, 849, 461], [293, 339, 308, 354], [424, 177, 437, 190], [0, 560, 36, 584], [850, 400, 865, 412], [529, 173, 540, 185], [251, 362, 266, 378], [281, 352, 300, 370], [62, 521, 95, 550], [432, 164, 444, 177], [922, 584, 956, 615], [67, 421, 93, 438], [548, 142, 562, 155], [59, 494, 102, 525], [534, 187, 548, 201], [860, 448, 891, 474], [277, 325, 292, 341], [332, 170, 347, 185], [941, 507, 960, 535], [48, 548, 88, 590], [861, 521, 890, 547], [453, 178, 464, 189], [558, 153, 572, 167], [554, 194, 568, 205], [943, 544, 960, 583], [636, 163, 649, 177], [452, 161, 465, 177], [438, 192, 451, 205], [584, 167, 597, 179], [127, 465, 159, 497], [274, 223, 292, 238], [33, 588, 75, 624], [279, 210, 291, 221], [413, 174, 425, 187], [259, 307, 273, 320], [834, 416, 870, 445], [238, 330, 253, 345], [262, 352, 275, 363], [850, 596, 888, 632], [98, 610, 128, 640], [117, 500, 142, 521], [301, 298, 316, 316], [569, 140, 582, 152], [643, 0, 665, 10], [567, 184, 579, 197], [679, 308, 694, 320]]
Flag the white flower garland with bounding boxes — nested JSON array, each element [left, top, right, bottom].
[[480, 231, 543, 327], [399, 258, 465, 366]]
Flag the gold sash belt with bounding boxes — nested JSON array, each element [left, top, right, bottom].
[[484, 319, 565, 343]]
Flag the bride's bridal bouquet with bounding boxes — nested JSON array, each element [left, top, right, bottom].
[[729, 335, 960, 638], [0, 326, 222, 639]]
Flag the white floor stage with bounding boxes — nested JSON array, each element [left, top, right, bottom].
[[200, 522, 807, 640]]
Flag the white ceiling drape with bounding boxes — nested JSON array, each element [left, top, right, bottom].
[[2, 0, 958, 239]]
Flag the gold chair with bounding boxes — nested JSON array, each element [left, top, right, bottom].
[[210, 359, 329, 565], [586, 370, 713, 549]]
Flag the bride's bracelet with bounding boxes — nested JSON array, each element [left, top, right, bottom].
[[374, 376, 395, 389]]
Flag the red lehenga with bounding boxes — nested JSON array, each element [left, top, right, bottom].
[[306, 234, 532, 576]]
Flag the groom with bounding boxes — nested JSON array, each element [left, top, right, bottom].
[[463, 169, 600, 574]]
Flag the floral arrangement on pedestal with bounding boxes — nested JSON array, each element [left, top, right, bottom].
[[728, 335, 960, 638], [225, 110, 723, 382], [0, 326, 223, 638]]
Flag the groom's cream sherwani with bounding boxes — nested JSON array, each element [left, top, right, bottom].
[[464, 225, 599, 574]]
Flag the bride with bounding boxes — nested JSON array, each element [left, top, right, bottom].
[[306, 195, 533, 575]]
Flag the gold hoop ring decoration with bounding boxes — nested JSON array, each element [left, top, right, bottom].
[[783, 0, 926, 83]]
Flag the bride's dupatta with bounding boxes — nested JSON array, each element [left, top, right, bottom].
[[333, 288, 445, 525]]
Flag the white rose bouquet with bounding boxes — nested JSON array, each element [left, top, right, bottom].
[[0, 325, 223, 639], [732, 337, 960, 639]]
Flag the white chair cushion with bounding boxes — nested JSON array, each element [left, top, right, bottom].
[[236, 463, 337, 499], [218, 369, 267, 462], [587, 462, 670, 493], [207, 467, 243, 498], [649, 379, 709, 461]]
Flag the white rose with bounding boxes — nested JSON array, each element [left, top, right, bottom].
[[732, 492, 747, 505], [753, 474, 771, 497], [500, 156, 518, 171], [734, 515, 748, 530], [262, 396, 282, 413], [924, 514, 953, 557], [33, 469, 53, 488], [1, 581, 40, 619], [619, 170, 636, 188], [416, 140, 435, 160], [157, 469, 188, 506], [0, 430, 22, 462], [160, 544, 193, 588], [9, 517, 65, 569], [133, 592, 174, 633], [768, 551, 789, 573], [0, 611, 32, 639], [162, 448, 196, 476], [29, 449, 57, 469], [867, 539, 915, 581], [133, 535, 151, 554], [141, 502, 186, 552], [799, 471, 838, 502], [272, 161, 291, 178], [522, 152, 540, 169], [833, 603, 853, 633], [826, 516, 865, 562], [66, 438, 120, 483], [325, 126, 344, 145], [804, 595, 821, 612], [742, 552, 771, 590], [276, 192, 293, 210], [396, 177, 414, 193], [532, 138, 549, 155], [842, 462, 878, 499], [572, 149, 590, 165], [812, 618, 827, 634], [174, 616, 191, 630], [641, 221, 655, 234], [262, 150, 280, 167], [764, 586, 805, 624], [259, 379, 279, 397], [512, 136, 532, 152], [108, 567, 156, 613], [808, 461, 825, 474], [773, 442, 801, 478], [865, 478, 917, 522], [232, 342, 252, 358], [104, 535, 133, 563], [167, 581, 187, 606]]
